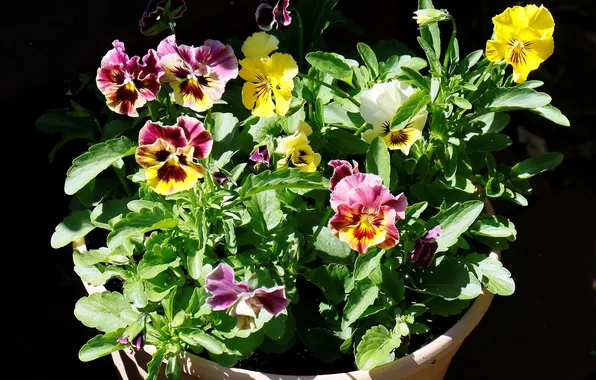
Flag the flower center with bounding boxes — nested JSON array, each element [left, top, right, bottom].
[[508, 39, 531, 65]]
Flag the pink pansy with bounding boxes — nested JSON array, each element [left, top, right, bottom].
[[256, 0, 292, 31], [135, 116, 212, 195], [328, 159, 359, 191], [328, 172, 407, 254], [205, 263, 290, 330], [96, 40, 163, 117], [157, 35, 238, 112]]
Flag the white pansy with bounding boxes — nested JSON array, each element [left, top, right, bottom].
[[359, 80, 428, 155]]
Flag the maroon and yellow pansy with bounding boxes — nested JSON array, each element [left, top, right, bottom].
[[157, 35, 238, 113], [135, 116, 213, 195], [96, 40, 164, 117]]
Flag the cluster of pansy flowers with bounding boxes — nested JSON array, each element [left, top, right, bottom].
[[102, 2, 555, 333]]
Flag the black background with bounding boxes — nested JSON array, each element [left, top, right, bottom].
[[4, 1, 595, 379]]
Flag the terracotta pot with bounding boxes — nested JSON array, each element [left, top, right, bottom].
[[75, 201, 500, 380]]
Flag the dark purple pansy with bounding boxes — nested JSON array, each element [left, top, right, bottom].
[[409, 226, 443, 269], [256, 0, 292, 31], [139, 0, 187, 36], [205, 263, 290, 329], [249, 145, 272, 167], [328, 159, 359, 191]]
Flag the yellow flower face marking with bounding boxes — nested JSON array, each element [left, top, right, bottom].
[[486, 5, 554, 83]]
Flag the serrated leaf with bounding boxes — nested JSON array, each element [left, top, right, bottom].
[[479, 257, 515, 295], [65, 137, 135, 195], [107, 207, 178, 249], [355, 325, 400, 370], [74, 292, 131, 333], [306, 51, 353, 81], [354, 249, 385, 281], [51, 209, 96, 249], [240, 169, 329, 198], [427, 200, 484, 252], [137, 246, 180, 279], [342, 279, 379, 329], [248, 114, 280, 144], [78, 329, 126, 362], [512, 152, 564, 179], [90, 198, 131, 230], [244, 189, 284, 235]]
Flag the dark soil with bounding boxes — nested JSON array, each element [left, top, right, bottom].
[[7, 1, 595, 379]]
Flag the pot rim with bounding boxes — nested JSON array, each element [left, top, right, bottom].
[[75, 200, 500, 379]]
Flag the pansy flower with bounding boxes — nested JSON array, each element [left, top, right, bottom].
[[328, 159, 359, 191], [274, 121, 321, 172], [256, 0, 292, 31], [239, 32, 298, 117], [329, 170, 407, 254], [249, 145, 272, 168], [359, 80, 428, 155], [409, 226, 442, 269], [157, 35, 238, 112], [486, 5, 554, 83], [135, 116, 212, 195], [205, 263, 290, 330], [96, 40, 163, 117], [139, 0, 187, 36]]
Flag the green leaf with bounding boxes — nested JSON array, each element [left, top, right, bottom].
[[427, 298, 470, 317], [74, 292, 131, 333], [301, 327, 343, 362], [478, 257, 515, 295], [390, 91, 430, 129], [64, 137, 135, 195], [166, 355, 182, 380], [123, 279, 148, 309], [453, 96, 472, 110], [240, 169, 329, 198], [51, 209, 96, 249], [313, 226, 354, 264], [417, 37, 441, 75], [179, 330, 225, 354], [324, 103, 365, 129], [427, 200, 484, 252], [418, 0, 441, 57], [305, 264, 351, 305], [531, 104, 569, 126], [400, 66, 429, 92], [366, 137, 391, 186], [355, 325, 401, 370], [342, 279, 379, 329], [74, 247, 111, 266], [512, 152, 564, 179], [248, 114, 281, 144], [381, 266, 405, 304], [481, 88, 551, 111], [416, 256, 482, 300], [209, 112, 240, 160], [473, 112, 510, 134], [146, 271, 184, 302], [137, 246, 181, 279], [78, 329, 126, 362], [90, 198, 131, 230], [324, 128, 369, 154], [471, 217, 516, 239], [357, 42, 379, 78], [36, 109, 96, 136], [103, 120, 133, 139], [147, 345, 168, 380], [354, 250, 385, 281], [515, 80, 544, 89], [306, 51, 353, 82], [263, 313, 287, 340], [456, 50, 483, 74], [244, 189, 284, 235], [466, 133, 512, 152], [107, 207, 178, 249]]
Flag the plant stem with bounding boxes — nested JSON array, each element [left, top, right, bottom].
[[113, 166, 133, 197], [443, 16, 457, 69], [353, 123, 368, 136], [297, 72, 360, 107]]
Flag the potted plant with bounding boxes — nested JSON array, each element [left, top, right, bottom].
[[42, 0, 570, 379]]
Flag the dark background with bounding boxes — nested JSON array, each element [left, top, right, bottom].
[[4, 0, 594, 379]]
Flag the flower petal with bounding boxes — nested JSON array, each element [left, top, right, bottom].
[[242, 82, 276, 117], [383, 127, 422, 154], [144, 146, 205, 195], [135, 138, 174, 168], [330, 173, 383, 212], [175, 116, 213, 160], [205, 263, 250, 311], [256, 3, 275, 31], [242, 32, 279, 59], [138, 121, 189, 148], [273, 0, 292, 27], [329, 160, 359, 191], [195, 40, 238, 82], [157, 35, 179, 58], [252, 286, 290, 316], [100, 40, 129, 67]]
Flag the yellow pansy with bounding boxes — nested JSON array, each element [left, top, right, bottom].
[[239, 32, 298, 117], [275, 121, 321, 172], [486, 5, 555, 83]]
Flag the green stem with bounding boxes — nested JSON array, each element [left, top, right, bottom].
[[443, 16, 457, 69], [353, 123, 368, 136], [113, 166, 133, 197], [297, 72, 360, 107]]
